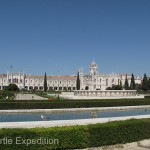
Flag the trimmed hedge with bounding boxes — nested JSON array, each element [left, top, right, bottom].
[[1, 119, 150, 149], [0, 99, 150, 109], [145, 96, 150, 99], [0, 91, 15, 100], [0, 126, 88, 150]]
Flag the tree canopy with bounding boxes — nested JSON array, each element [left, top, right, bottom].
[[106, 85, 122, 90], [5, 84, 19, 91]]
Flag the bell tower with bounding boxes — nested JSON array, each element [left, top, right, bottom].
[[89, 60, 98, 76]]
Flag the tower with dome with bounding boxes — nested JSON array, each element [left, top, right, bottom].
[[79, 61, 142, 91]]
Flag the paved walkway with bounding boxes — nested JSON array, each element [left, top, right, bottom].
[[84, 139, 150, 150], [14, 94, 47, 100]]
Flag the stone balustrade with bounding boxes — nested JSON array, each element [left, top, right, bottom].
[[74, 90, 137, 97]]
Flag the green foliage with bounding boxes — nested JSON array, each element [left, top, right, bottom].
[[142, 74, 149, 91], [120, 80, 122, 88], [106, 85, 122, 90], [135, 83, 142, 91], [0, 91, 15, 100], [130, 73, 135, 89], [57, 95, 60, 100], [112, 85, 122, 90], [76, 71, 80, 90], [5, 84, 20, 91], [148, 78, 150, 89], [88, 119, 150, 147], [1, 119, 150, 149], [145, 96, 150, 99], [0, 126, 88, 150], [124, 74, 129, 90], [44, 72, 48, 92], [106, 87, 112, 90], [0, 98, 150, 109]]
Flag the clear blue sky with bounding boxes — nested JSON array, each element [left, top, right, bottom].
[[0, 0, 150, 76]]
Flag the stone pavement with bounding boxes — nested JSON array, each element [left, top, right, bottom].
[[14, 94, 47, 100], [84, 139, 150, 150]]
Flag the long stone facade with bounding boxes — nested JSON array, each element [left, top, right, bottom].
[[0, 61, 142, 91], [0, 73, 76, 91]]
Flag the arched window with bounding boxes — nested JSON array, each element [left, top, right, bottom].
[[85, 86, 89, 90], [49, 87, 53, 90], [34, 86, 38, 90], [29, 86, 33, 90], [68, 87, 71, 91], [39, 86, 43, 90], [25, 86, 28, 89], [63, 87, 67, 91], [54, 87, 58, 90]]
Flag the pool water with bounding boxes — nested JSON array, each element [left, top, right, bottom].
[[0, 108, 150, 122]]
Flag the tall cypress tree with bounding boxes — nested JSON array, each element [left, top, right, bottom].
[[44, 72, 48, 91], [76, 71, 80, 90], [130, 73, 135, 89], [120, 80, 122, 89], [142, 73, 148, 91], [124, 74, 129, 90], [148, 78, 150, 90]]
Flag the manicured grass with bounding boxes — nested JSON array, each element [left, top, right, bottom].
[[1, 119, 150, 149], [0, 98, 150, 109]]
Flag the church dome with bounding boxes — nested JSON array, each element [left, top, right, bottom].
[[91, 60, 97, 68]]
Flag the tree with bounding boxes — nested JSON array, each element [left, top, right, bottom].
[[44, 72, 48, 92], [5, 84, 19, 91], [120, 80, 122, 88], [112, 85, 122, 90], [148, 78, 150, 90], [106, 87, 112, 90], [142, 73, 148, 91], [106, 85, 122, 90], [124, 74, 129, 90], [76, 71, 80, 90], [130, 73, 135, 89], [135, 83, 142, 91]]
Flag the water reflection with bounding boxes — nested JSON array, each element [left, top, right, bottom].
[[90, 112, 98, 118]]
